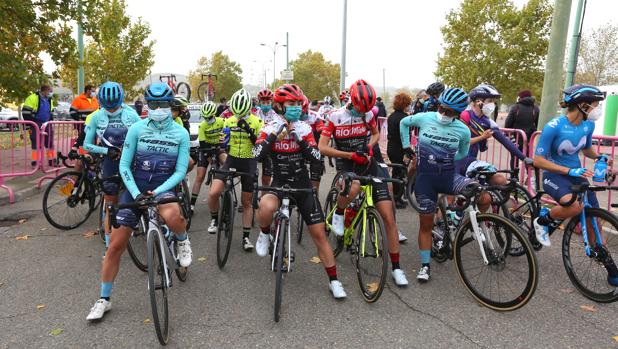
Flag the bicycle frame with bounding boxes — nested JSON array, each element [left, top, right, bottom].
[[577, 192, 604, 257]]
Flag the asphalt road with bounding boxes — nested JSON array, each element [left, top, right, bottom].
[[1, 166, 618, 349]]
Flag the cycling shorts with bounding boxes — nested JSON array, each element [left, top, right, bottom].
[[309, 158, 325, 182], [197, 147, 219, 168], [268, 178, 324, 226], [542, 171, 599, 208], [339, 159, 391, 203], [101, 157, 121, 195], [116, 190, 176, 229], [261, 156, 273, 177], [415, 171, 477, 214], [214, 156, 257, 193]]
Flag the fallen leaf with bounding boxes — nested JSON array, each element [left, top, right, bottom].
[[18, 219, 27, 224], [560, 288, 575, 294], [143, 318, 151, 324], [309, 256, 321, 264], [40, 227, 47, 231], [580, 305, 597, 312], [366, 283, 379, 293], [197, 257, 206, 262], [82, 231, 97, 238], [36, 304, 46, 310], [49, 328, 63, 336], [613, 336, 618, 343], [15, 235, 29, 241]]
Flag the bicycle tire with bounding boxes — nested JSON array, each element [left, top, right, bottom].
[[354, 206, 388, 303], [405, 172, 421, 212], [174, 239, 189, 282], [175, 82, 191, 100], [562, 208, 618, 303], [216, 190, 234, 268], [274, 218, 288, 322], [147, 226, 169, 345], [127, 215, 148, 272], [97, 196, 106, 243], [324, 188, 343, 256], [454, 213, 538, 311], [432, 196, 450, 263], [42, 171, 94, 230], [197, 82, 208, 102], [181, 179, 192, 231], [296, 207, 304, 244]]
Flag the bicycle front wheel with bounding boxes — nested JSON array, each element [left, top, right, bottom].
[[175, 82, 191, 100], [147, 226, 169, 345], [562, 208, 618, 303], [295, 207, 304, 244], [216, 190, 234, 268], [354, 206, 388, 303], [42, 171, 94, 230], [405, 172, 421, 212], [274, 219, 288, 322], [127, 215, 148, 272], [97, 196, 106, 243], [181, 179, 192, 231], [197, 82, 208, 102], [454, 213, 538, 311]]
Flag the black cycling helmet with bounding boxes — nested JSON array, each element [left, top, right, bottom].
[[562, 84, 606, 106], [426, 82, 445, 96]]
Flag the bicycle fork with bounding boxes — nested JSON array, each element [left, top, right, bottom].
[[149, 209, 172, 289], [271, 198, 292, 272], [468, 208, 493, 265]]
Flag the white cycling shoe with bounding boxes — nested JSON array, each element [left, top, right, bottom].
[[533, 218, 552, 247], [177, 239, 193, 267], [255, 232, 271, 257], [86, 299, 111, 321], [392, 269, 409, 286], [329, 280, 347, 299], [332, 213, 345, 237], [207, 219, 217, 234], [398, 230, 408, 243]]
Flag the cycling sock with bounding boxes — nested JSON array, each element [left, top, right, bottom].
[[210, 212, 218, 224], [100, 282, 113, 300], [105, 234, 110, 248], [261, 226, 271, 235], [335, 207, 345, 215], [243, 228, 251, 239], [420, 250, 431, 264], [175, 232, 188, 241], [537, 211, 554, 226], [325, 265, 338, 281], [389, 252, 400, 270], [190, 194, 198, 206]]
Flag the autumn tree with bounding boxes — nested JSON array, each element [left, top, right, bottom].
[[288, 50, 340, 101], [576, 23, 618, 86], [187, 52, 243, 102], [436, 0, 552, 103]]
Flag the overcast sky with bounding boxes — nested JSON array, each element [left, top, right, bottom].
[[46, 0, 618, 91]]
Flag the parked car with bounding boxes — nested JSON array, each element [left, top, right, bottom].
[[0, 107, 19, 130], [187, 104, 202, 148], [53, 101, 72, 120]]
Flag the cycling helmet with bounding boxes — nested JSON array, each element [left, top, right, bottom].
[[301, 95, 309, 114], [257, 88, 274, 101], [339, 90, 350, 102], [349, 79, 376, 113], [274, 84, 304, 104], [201, 101, 217, 118], [465, 160, 497, 178], [323, 96, 332, 105], [426, 82, 445, 97], [172, 94, 189, 110], [438, 87, 469, 112], [562, 84, 606, 105], [144, 82, 174, 102], [98, 81, 124, 110], [229, 88, 252, 116], [469, 84, 501, 101]]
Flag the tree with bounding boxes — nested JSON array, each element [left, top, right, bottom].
[[436, 0, 552, 103], [288, 50, 340, 101], [187, 52, 243, 102], [58, 0, 155, 100], [576, 23, 618, 86], [0, 1, 100, 106]]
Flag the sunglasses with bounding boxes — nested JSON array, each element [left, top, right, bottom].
[[147, 100, 172, 109]]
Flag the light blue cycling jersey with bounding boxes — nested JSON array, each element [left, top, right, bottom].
[[535, 115, 594, 169], [83, 104, 140, 155], [119, 116, 190, 199], [400, 112, 470, 172]]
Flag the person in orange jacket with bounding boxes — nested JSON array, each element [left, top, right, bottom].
[[70, 85, 99, 121]]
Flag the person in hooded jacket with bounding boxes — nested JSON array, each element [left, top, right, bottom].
[[505, 90, 539, 171]]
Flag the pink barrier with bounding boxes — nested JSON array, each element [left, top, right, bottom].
[[37, 121, 84, 187], [477, 128, 528, 183], [0, 120, 41, 203]]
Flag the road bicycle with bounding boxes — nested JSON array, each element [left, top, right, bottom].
[[197, 73, 217, 102], [159, 74, 191, 100]]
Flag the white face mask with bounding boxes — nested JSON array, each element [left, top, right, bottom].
[[481, 102, 496, 117], [105, 107, 122, 117], [437, 112, 454, 125], [587, 106, 603, 121], [149, 107, 171, 122], [90, 91, 97, 98]]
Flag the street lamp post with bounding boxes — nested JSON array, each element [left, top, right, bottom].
[[261, 42, 287, 88]]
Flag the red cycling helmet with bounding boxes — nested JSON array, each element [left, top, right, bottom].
[[257, 88, 274, 101], [339, 90, 349, 102], [301, 95, 309, 114], [349, 79, 376, 113], [274, 84, 304, 104]]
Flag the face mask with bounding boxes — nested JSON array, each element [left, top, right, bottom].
[[47, 92, 53, 98], [437, 112, 455, 125], [350, 108, 365, 118], [259, 105, 272, 113], [106, 108, 122, 117], [587, 106, 603, 121], [481, 102, 495, 117], [149, 107, 171, 122], [90, 91, 96, 98], [284, 106, 302, 122]]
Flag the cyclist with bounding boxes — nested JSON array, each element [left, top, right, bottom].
[[318, 95, 335, 116], [207, 88, 262, 250], [422, 82, 445, 112], [339, 90, 350, 107], [191, 101, 226, 216], [400, 87, 477, 282], [319, 79, 409, 287], [172, 95, 191, 132], [253, 83, 347, 298], [86, 82, 192, 321], [301, 95, 326, 191], [83, 81, 140, 247], [255, 88, 277, 186]]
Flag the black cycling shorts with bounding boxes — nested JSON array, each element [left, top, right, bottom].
[[339, 159, 391, 203], [214, 156, 257, 193], [197, 148, 219, 168], [309, 158, 325, 182], [261, 156, 273, 177], [268, 179, 324, 226]]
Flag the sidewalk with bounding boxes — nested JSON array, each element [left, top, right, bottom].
[[0, 173, 50, 218]]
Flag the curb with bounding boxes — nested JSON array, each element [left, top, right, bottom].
[[0, 185, 42, 208]]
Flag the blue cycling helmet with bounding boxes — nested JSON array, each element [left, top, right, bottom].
[[562, 84, 605, 105], [438, 87, 469, 112], [98, 81, 124, 110], [468, 84, 501, 101], [144, 82, 174, 102]]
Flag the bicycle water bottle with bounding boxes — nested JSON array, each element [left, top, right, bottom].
[[344, 202, 359, 228], [593, 156, 608, 184]]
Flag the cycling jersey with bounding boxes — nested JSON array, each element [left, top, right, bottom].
[[198, 117, 225, 145], [322, 107, 375, 153], [535, 115, 594, 169], [222, 114, 262, 158], [84, 105, 140, 155], [459, 109, 525, 160], [254, 108, 278, 125], [400, 112, 470, 172], [304, 110, 325, 136], [120, 117, 190, 199]]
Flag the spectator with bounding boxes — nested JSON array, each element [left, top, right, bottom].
[[216, 97, 228, 116], [70, 84, 98, 121], [376, 96, 387, 117], [505, 89, 539, 170], [134, 99, 144, 116], [386, 92, 412, 208], [22, 85, 56, 166], [412, 89, 427, 114]]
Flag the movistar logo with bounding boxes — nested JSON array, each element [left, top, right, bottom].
[[556, 136, 586, 155]]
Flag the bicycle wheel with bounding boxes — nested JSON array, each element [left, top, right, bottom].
[[42, 171, 94, 230], [216, 190, 234, 268], [147, 226, 169, 345], [175, 82, 191, 100], [197, 82, 208, 102], [354, 206, 388, 303], [181, 179, 192, 231], [324, 188, 343, 256], [506, 184, 541, 254], [432, 196, 450, 263], [454, 213, 538, 311], [174, 239, 189, 282], [405, 172, 421, 212], [295, 207, 304, 244], [97, 196, 106, 243], [274, 219, 288, 322], [127, 215, 148, 272], [562, 208, 618, 303]]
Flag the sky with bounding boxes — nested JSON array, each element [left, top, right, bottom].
[[46, 0, 618, 91]]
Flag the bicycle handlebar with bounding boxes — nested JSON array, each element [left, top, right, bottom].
[[252, 185, 315, 209], [340, 172, 404, 197], [109, 195, 183, 229]]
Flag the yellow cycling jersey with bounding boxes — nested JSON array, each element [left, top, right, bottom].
[[223, 114, 262, 158], [198, 117, 225, 145]]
